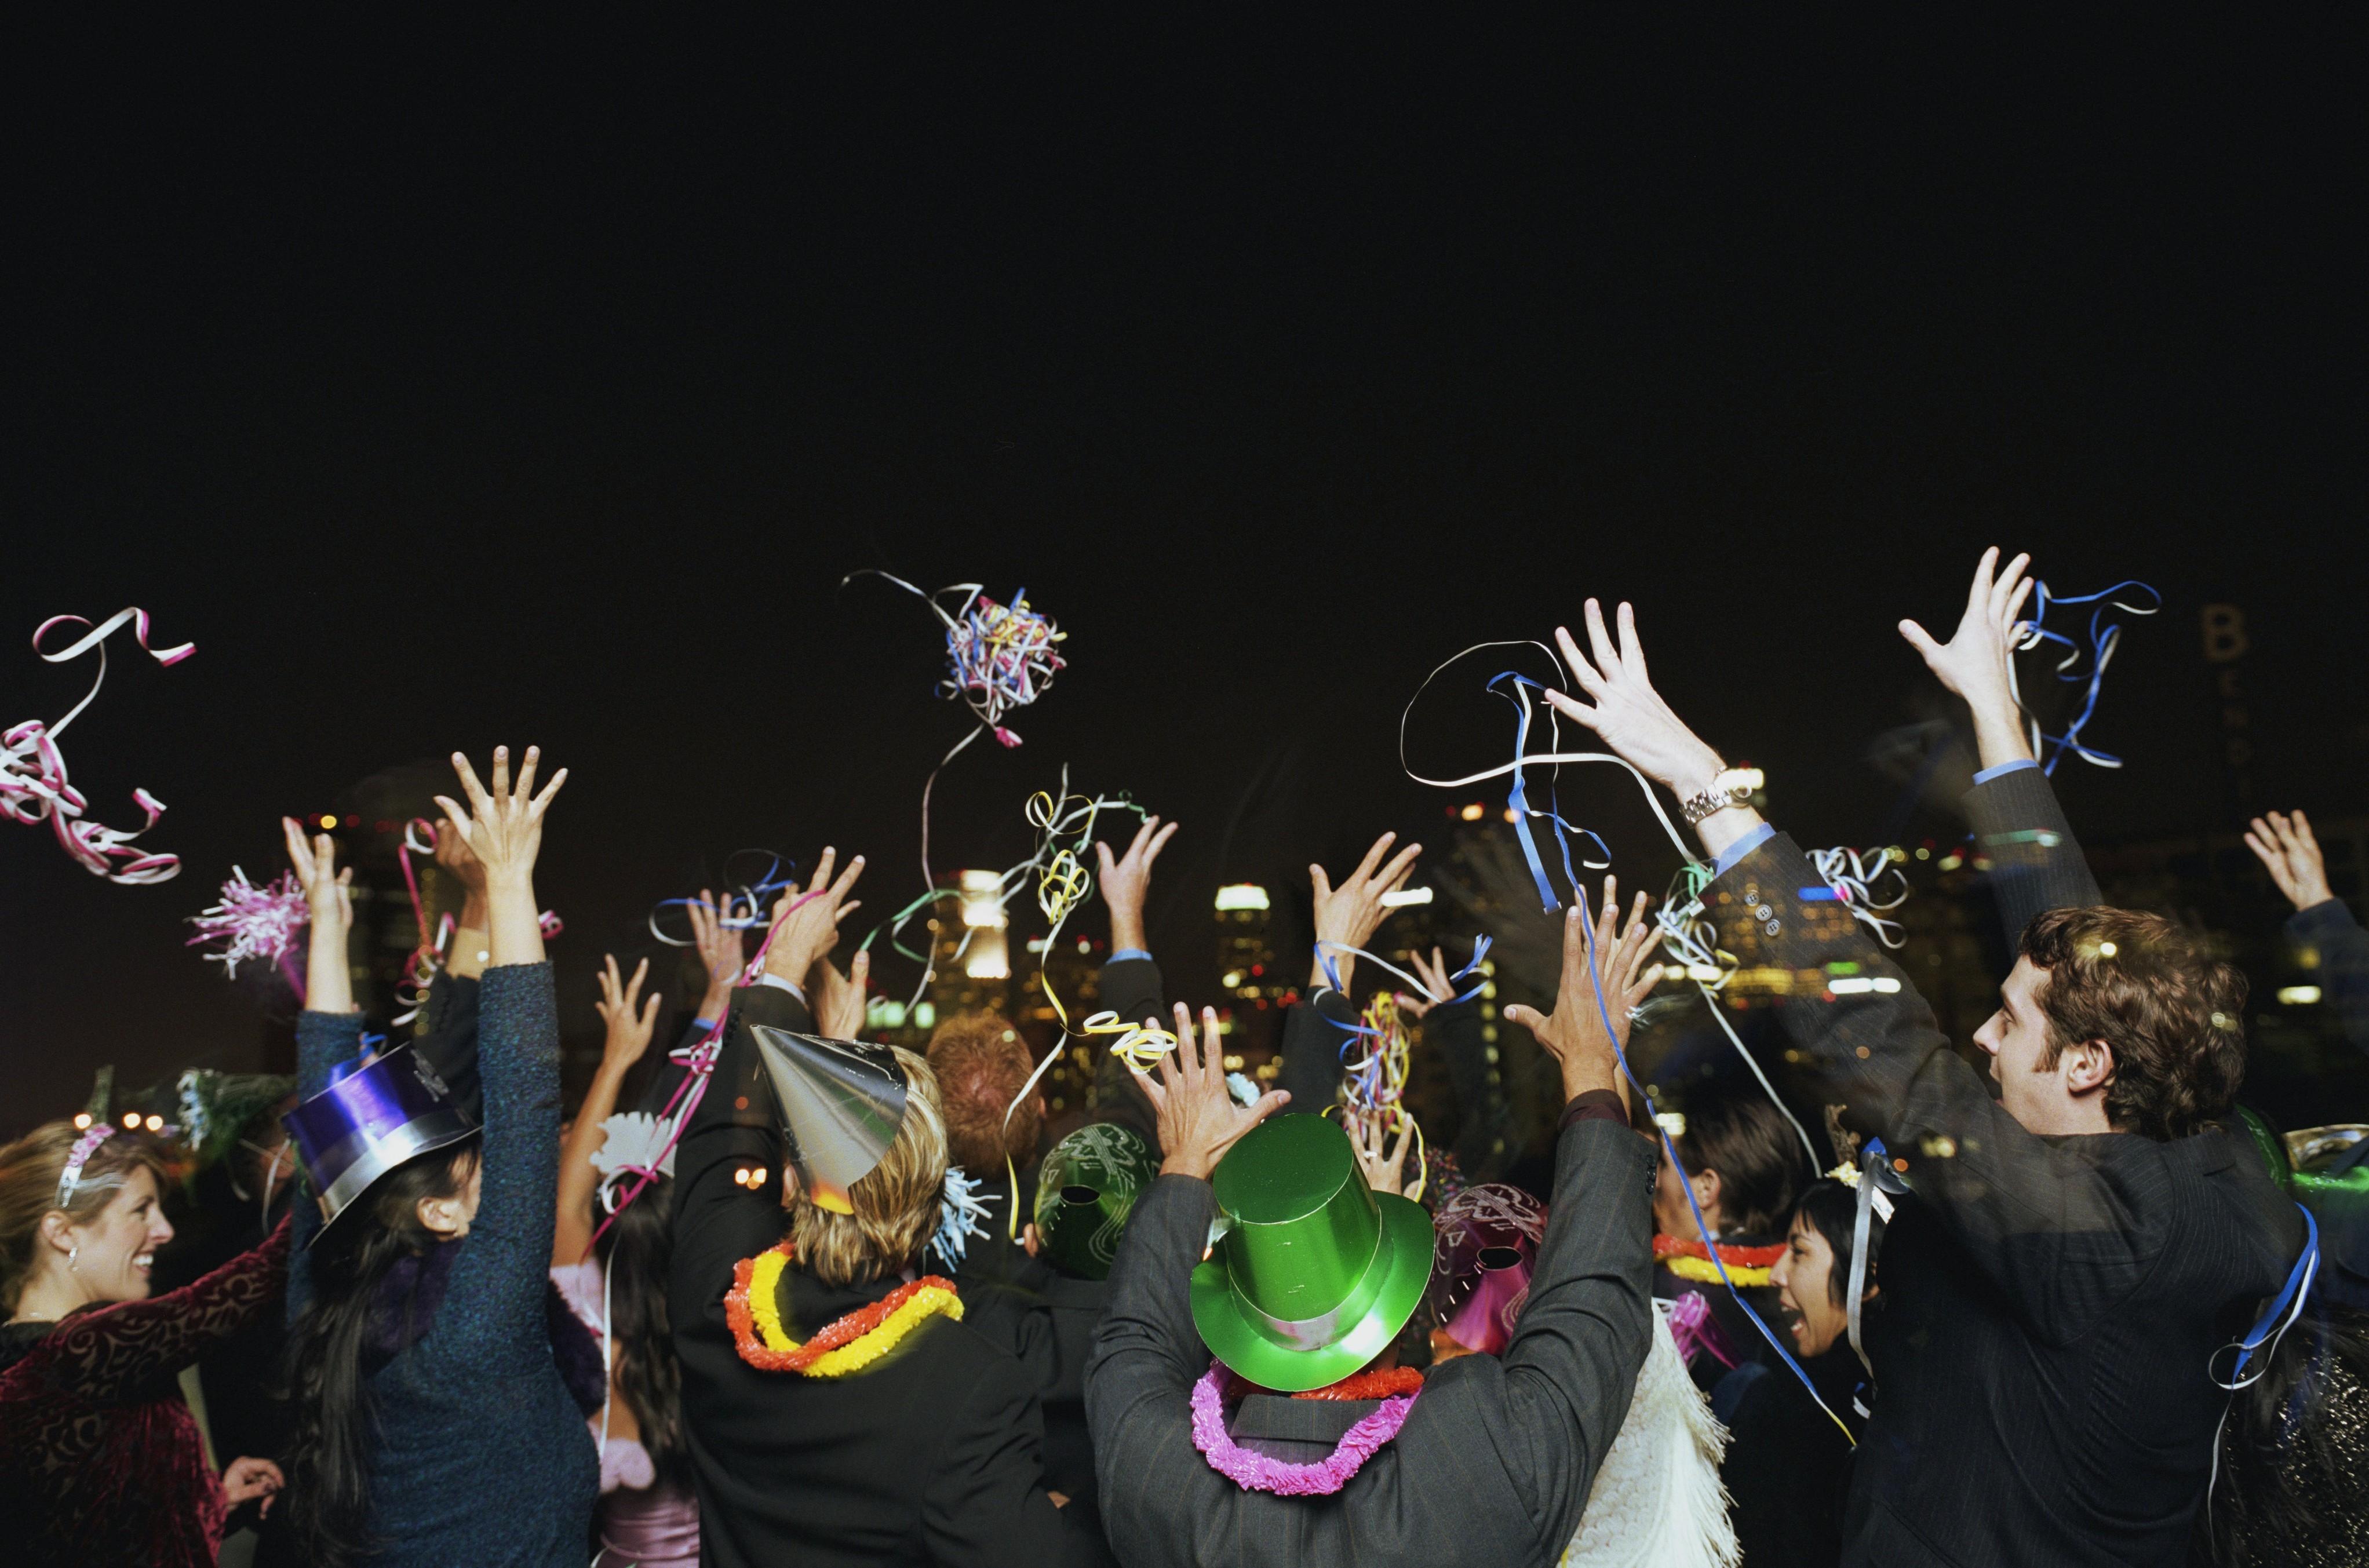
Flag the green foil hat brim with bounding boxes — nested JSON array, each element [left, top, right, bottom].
[[1189, 1191, 1433, 1393]]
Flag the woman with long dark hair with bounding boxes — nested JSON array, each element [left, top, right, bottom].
[[281, 749, 597, 1568], [0, 1118, 289, 1566], [549, 950, 701, 1568]]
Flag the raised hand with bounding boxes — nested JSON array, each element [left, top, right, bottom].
[[1898, 546, 2036, 771], [1502, 876, 1660, 1108], [687, 890, 748, 1018], [1395, 946, 1458, 1019], [1349, 1114, 1415, 1196], [1547, 599, 1727, 798], [433, 745, 568, 969], [1095, 815, 1178, 955], [284, 816, 356, 1015], [815, 949, 871, 1040], [1310, 831, 1423, 992], [593, 955, 661, 1070], [2246, 809, 2335, 912], [1132, 1002, 1290, 1180], [761, 847, 866, 989]]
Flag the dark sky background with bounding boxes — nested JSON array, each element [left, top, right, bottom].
[[4, 18, 2364, 1133]]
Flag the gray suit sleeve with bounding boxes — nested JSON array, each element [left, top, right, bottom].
[[1963, 765, 2102, 949]]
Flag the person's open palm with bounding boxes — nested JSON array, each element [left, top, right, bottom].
[[1898, 546, 2035, 714], [282, 816, 353, 935], [1396, 946, 1459, 1019], [2246, 809, 2334, 911], [815, 949, 871, 1040], [1095, 815, 1176, 949], [433, 746, 567, 887], [1134, 1003, 1289, 1180], [595, 955, 661, 1069], [1503, 877, 1658, 1105], [1547, 600, 1724, 795], [763, 847, 866, 985]]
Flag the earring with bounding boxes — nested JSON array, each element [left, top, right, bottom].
[[66, 1245, 79, 1272]]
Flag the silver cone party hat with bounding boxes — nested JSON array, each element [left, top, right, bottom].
[[749, 1026, 909, 1214]]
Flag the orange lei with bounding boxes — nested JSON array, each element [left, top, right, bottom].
[[1224, 1365, 1427, 1402], [725, 1241, 962, 1376]]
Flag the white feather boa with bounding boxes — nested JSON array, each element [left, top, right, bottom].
[[1561, 1299, 1740, 1568]]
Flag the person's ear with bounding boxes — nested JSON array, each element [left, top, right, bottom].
[[1691, 1168, 1722, 1211], [37, 1210, 75, 1258], [416, 1192, 469, 1238], [2061, 1037, 2117, 1097]]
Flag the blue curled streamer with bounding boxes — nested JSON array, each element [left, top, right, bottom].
[[647, 852, 801, 947], [1490, 671, 1610, 913], [2016, 579, 2162, 775], [1313, 936, 1493, 1060]]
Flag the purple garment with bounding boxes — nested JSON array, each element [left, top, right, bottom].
[[594, 1476, 702, 1568]]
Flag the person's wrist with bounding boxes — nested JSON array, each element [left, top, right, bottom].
[[1970, 702, 2033, 771], [1160, 1153, 1215, 1182], [1109, 911, 1146, 954], [1667, 742, 1731, 800]]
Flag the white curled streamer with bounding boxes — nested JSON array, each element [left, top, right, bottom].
[[1807, 846, 1911, 950]]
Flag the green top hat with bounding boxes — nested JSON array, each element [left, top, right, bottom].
[[1034, 1122, 1159, 1281], [1190, 1114, 1433, 1393]]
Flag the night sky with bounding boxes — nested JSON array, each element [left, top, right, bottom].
[[5, 19, 2364, 1133]]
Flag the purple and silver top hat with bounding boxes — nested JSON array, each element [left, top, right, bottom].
[[283, 1045, 476, 1239]]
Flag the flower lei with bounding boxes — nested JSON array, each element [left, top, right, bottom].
[[1191, 1359, 1420, 1496], [726, 1241, 961, 1376], [1654, 1234, 1784, 1288]]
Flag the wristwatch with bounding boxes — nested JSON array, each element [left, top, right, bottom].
[[1679, 769, 1756, 826]]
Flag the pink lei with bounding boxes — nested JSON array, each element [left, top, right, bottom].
[[1189, 1359, 1419, 1496]]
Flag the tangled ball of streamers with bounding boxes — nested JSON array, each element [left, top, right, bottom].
[[1332, 993, 1427, 1201], [648, 855, 798, 946], [1807, 845, 1911, 949], [187, 867, 310, 980], [3, 609, 192, 885], [1650, 862, 1736, 992], [946, 590, 1065, 748]]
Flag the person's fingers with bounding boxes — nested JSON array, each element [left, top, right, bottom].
[[1989, 552, 2031, 621], [1201, 1008, 1224, 1078], [281, 817, 312, 877], [1241, 1089, 1291, 1129], [1126, 815, 1158, 861], [1170, 1004, 1200, 1086], [1967, 545, 1999, 614], [1614, 601, 1649, 676], [1353, 831, 1398, 885], [486, 745, 513, 805], [1502, 1002, 1543, 1037], [829, 853, 867, 901], [529, 767, 568, 815], [1560, 903, 1586, 992], [313, 832, 337, 878], [1582, 599, 1621, 680], [1310, 863, 1333, 900], [1146, 819, 1179, 862], [2003, 574, 2035, 632], [832, 899, 862, 924], [1379, 841, 1423, 888], [626, 956, 650, 1005], [1128, 1064, 1169, 1117], [808, 847, 838, 894], [2294, 809, 2320, 851], [1897, 619, 1944, 665], [1541, 687, 1603, 727], [1095, 840, 1117, 880], [639, 989, 662, 1027], [512, 745, 540, 804]]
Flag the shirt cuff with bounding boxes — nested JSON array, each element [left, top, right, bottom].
[[755, 973, 806, 1003], [1710, 823, 1776, 878], [1559, 1089, 1628, 1132], [1971, 759, 2039, 784], [1109, 948, 1153, 965]]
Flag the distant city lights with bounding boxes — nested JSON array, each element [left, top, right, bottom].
[[1214, 884, 1270, 912]]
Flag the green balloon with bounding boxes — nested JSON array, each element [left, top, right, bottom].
[[1033, 1122, 1161, 1280]]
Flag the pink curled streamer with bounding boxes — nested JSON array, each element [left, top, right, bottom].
[[1, 609, 192, 884], [187, 867, 311, 992]]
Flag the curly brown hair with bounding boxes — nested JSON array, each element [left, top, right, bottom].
[[2020, 905, 2248, 1142], [926, 1014, 1043, 1175]]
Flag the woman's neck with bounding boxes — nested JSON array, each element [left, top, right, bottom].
[[9, 1266, 94, 1325]]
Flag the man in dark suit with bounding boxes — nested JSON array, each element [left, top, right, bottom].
[[1543, 553, 2308, 1567], [1086, 895, 1657, 1568]]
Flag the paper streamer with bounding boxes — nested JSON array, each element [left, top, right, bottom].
[[388, 817, 562, 1024], [648, 852, 800, 947], [2009, 578, 2161, 775], [2, 609, 192, 884], [1806, 845, 1911, 950], [187, 866, 310, 995]]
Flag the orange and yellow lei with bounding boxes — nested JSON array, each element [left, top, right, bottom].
[[726, 1241, 962, 1376], [1653, 1233, 1785, 1288]]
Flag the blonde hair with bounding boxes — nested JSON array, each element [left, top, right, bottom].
[[0, 1121, 170, 1312], [789, 1046, 949, 1287]]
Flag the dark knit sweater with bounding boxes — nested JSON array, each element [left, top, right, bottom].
[[293, 965, 597, 1567]]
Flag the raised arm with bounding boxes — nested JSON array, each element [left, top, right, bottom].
[[428, 745, 569, 1368], [1903, 548, 2102, 939], [284, 816, 360, 1313], [553, 954, 662, 1267], [46, 1215, 293, 1403], [2250, 809, 2369, 1056], [1091, 816, 1176, 1137], [1545, 604, 2175, 1333]]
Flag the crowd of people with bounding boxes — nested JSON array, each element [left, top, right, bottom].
[[3, 550, 2366, 1567]]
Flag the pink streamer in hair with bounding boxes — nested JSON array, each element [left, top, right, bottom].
[[1189, 1360, 1416, 1495], [2, 610, 192, 884]]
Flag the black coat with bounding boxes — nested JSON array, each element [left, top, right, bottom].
[[670, 982, 1114, 1568], [1084, 1114, 1654, 1568], [1721, 821, 2302, 1567], [1713, 1344, 1864, 1568]]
